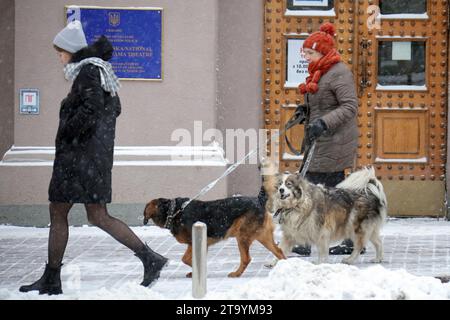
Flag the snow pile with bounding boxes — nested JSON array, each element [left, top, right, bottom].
[[2, 220, 450, 300], [2, 258, 450, 300], [206, 259, 450, 300], [0, 282, 164, 300]]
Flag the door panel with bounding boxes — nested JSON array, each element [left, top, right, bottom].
[[263, 0, 448, 216], [375, 110, 428, 160]]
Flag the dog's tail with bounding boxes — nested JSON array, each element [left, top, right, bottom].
[[257, 186, 267, 208], [260, 159, 280, 212], [337, 166, 388, 221]]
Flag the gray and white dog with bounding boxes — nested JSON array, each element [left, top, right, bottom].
[[264, 166, 387, 266]]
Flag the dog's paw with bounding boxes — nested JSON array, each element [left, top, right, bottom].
[[227, 271, 242, 278], [370, 258, 383, 263], [186, 272, 192, 278], [264, 259, 278, 269], [341, 258, 355, 265]]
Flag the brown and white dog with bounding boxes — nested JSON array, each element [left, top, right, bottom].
[[265, 166, 387, 266], [143, 188, 286, 278]]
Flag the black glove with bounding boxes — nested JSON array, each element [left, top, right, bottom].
[[294, 104, 306, 119], [306, 119, 327, 144], [286, 104, 307, 130]]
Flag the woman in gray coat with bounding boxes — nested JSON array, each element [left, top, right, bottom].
[[293, 22, 361, 256]]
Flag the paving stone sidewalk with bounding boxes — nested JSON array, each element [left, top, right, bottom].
[[1, 218, 449, 299]]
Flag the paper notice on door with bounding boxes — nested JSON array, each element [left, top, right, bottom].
[[286, 39, 309, 87], [392, 42, 412, 61]]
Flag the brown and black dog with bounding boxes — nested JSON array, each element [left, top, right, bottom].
[[143, 188, 286, 278]]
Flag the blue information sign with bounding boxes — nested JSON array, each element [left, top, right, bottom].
[[66, 6, 163, 80]]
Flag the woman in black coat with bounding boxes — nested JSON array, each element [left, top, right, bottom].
[[20, 21, 167, 295]]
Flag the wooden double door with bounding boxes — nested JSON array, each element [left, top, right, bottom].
[[263, 0, 448, 216]]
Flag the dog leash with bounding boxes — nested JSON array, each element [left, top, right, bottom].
[[180, 130, 286, 212], [165, 146, 265, 230], [162, 146, 263, 231], [179, 112, 310, 213], [284, 104, 307, 156], [271, 140, 316, 220], [298, 140, 316, 178]]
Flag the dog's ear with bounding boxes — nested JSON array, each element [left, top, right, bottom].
[[143, 199, 159, 225], [292, 172, 306, 183], [296, 184, 303, 199], [260, 158, 280, 175], [286, 174, 304, 197], [263, 170, 281, 195]]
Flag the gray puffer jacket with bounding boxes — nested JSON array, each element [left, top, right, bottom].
[[304, 62, 358, 172]]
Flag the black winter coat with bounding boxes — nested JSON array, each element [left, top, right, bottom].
[[49, 37, 121, 204]]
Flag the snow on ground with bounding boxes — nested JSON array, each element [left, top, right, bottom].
[[380, 218, 450, 236], [1, 218, 450, 300], [2, 258, 449, 300], [0, 282, 165, 300], [0, 224, 171, 239], [206, 259, 450, 300]]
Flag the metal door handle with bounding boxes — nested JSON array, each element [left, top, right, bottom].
[[359, 38, 369, 97]]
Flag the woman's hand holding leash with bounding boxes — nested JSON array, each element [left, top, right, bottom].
[[306, 119, 327, 144]]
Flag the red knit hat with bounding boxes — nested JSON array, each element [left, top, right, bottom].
[[303, 22, 336, 56]]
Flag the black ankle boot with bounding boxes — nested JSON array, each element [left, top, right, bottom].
[[135, 244, 168, 287], [19, 264, 63, 295], [292, 245, 311, 256], [329, 239, 366, 255]]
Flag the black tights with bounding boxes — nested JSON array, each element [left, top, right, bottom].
[[48, 202, 145, 268]]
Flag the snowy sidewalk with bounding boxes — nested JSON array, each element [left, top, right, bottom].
[[1, 218, 450, 300]]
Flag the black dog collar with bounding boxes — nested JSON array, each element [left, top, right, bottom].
[[164, 199, 178, 230]]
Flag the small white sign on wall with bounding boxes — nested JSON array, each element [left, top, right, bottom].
[[392, 42, 412, 61], [286, 39, 309, 88], [19, 89, 40, 115], [293, 0, 329, 6]]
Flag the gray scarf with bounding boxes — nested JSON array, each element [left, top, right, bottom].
[[64, 57, 121, 96]]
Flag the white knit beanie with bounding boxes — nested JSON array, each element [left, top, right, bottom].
[[53, 20, 88, 53]]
